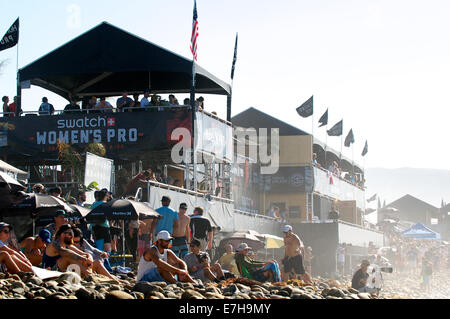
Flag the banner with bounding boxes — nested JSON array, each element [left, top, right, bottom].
[[318, 109, 328, 127], [0, 109, 192, 162], [84, 152, 113, 204], [0, 18, 19, 52], [296, 96, 313, 118], [253, 166, 314, 193]]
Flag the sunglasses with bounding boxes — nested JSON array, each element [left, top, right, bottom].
[[63, 231, 73, 236], [73, 240, 81, 244], [1, 229, 10, 234]]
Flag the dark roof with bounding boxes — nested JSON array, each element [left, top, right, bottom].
[[231, 107, 309, 136], [387, 194, 439, 215], [19, 22, 230, 100]]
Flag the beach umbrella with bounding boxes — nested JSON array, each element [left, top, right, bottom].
[[85, 199, 160, 222], [219, 231, 265, 252], [68, 204, 90, 219], [0, 171, 26, 192], [261, 234, 285, 249]]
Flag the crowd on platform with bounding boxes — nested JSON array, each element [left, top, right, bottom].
[[1, 91, 207, 117]]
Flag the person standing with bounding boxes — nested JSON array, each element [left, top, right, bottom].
[[152, 196, 179, 236], [337, 244, 346, 277], [171, 203, 191, 258], [8, 96, 18, 117], [189, 206, 213, 251], [38, 97, 54, 115], [281, 225, 312, 284], [116, 91, 134, 112], [140, 89, 151, 108], [2, 96, 10, 117]]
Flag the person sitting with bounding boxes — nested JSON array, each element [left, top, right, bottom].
[[48, 186, 63, 199], [85, 96, 97, 113], [0, 222, 33, 273], [218, 243, 240, 277], [38, 97, 55, 115], [64, 99, 81, 114], [19, 229, 52, 266], [234, 243, 281, 283], [94, 97, 113, 112], [42, 224, 93, 277], [72, 227, 119, 283], [116, 91, 134, 112], [351, 259, 371, 292], [136, 231, 196, 284], [184, 239, 225, 283], [183, 98, 190, 106], [44, 209, 69, 239], [150, 94, 161, 106], [140, 89, 151, 108]]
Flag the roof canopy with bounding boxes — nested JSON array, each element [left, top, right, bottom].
[[402, 222, 441, 239], [19, 22, 231, 100]]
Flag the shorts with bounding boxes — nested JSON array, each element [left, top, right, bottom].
[[282, 254, 305, 275], [140, 267, 168, 283], [92, 226, 111, 244], [171, 237, 189, 258]]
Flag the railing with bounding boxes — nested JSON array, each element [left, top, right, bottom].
[[313, 166, 366, 208], [314, 164, 365, 190]]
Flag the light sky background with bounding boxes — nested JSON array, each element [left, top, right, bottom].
[[1, 0, 450, 172]]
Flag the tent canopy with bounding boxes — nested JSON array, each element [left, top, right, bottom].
[[0, 160, 28, 179], [402, 222, 441, 239], [19, 22, 231, 100]]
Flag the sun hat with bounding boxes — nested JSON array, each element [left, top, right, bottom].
[[283, 225, 293, 233], [156, 230, 173, 241]]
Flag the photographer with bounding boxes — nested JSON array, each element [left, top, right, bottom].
[[351, 260, 371, 292], [183, 239, 225, 283]]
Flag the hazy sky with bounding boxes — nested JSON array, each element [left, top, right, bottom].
[[1, 0, 450, 171]]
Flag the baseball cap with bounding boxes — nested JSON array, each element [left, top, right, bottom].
[[283, 225, 293, 233], [236, 243, 250, 252], [156, 231, 173, 241], [0, 222, 12, 232], [38, 229, 52, 243], [54, 210, 66, 218]]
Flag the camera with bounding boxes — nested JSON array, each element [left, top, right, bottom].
[[379, 266, 393, 273]]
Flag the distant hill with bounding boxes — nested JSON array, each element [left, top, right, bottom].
[[365, 167, 450, 208]]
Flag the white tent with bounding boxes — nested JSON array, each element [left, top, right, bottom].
[[0, 159, 28, 180]]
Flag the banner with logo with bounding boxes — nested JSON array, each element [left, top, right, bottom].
[[0, 110, 192, 162], [252, 166, 314, 193]]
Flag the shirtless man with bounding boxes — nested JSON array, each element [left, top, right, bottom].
[[171, 203, 191, 258], [20, 229, 52, 266], [281, 225, 312, 284], [137, 219, 153, 258], [136, 231, 196, 284], [42, 224, 94, 277]]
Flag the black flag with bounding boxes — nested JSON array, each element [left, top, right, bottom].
[[318, 109, 328, 127], [0, 18, 19, 53], [361, 140, 368, 156], [367, 193, 377, 202], [327, 120, 343, 136], [296, 96, 313, 118], [344, 129, 354, 147], [231, 33, 238, 80]]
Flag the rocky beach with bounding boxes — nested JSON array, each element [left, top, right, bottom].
[[2, 268, 448, 300]]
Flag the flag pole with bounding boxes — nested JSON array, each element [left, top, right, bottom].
[[191, 59, 197, 192], [16, 18, 21, 116]]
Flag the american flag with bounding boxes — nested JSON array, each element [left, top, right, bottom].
[[190, 0, 199, 61]]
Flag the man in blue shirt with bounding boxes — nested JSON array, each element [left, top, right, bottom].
[[153, 196, 179, 236]]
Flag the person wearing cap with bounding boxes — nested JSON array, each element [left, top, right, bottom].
[[19, 229, 52, 266], [351, 259, 371, 292], [44, 209, 69, 239], [234, 242, 281, 282], [281, 225, 312, 284], [183, 239, 225, 283], [136, 230, 196, 284], [0, 222, 34, 273], [140, 89, 151, 108], [152, 196, 179, 237], [171, 203, 191, 258]]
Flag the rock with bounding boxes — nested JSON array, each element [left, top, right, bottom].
[[47, 292, 67, 299], [150, 291, 166, 299], [10, 281, 28, 291], [106, 290, 135, 299], [75, 287, 96, 299], [26, 276, 43, 286], [152, 281, 168, 288], [275, 290, 290, 297], [348, 287, 359, 294], [358, 293, 371, 300], [132, 292, 145, 299], [45, 281, 59, 290], [349, 294, 360, 299], [328, 288, 345, 298], [132, 282, 162, 297], [223, 284, 239, 295], [181, 289, 205, 299], [57, 272, 82, 285], [35, 288, 53, 298], [164, 291, 178, 299], [292, 293, 314, 299], [12, 288, 25, 295]]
